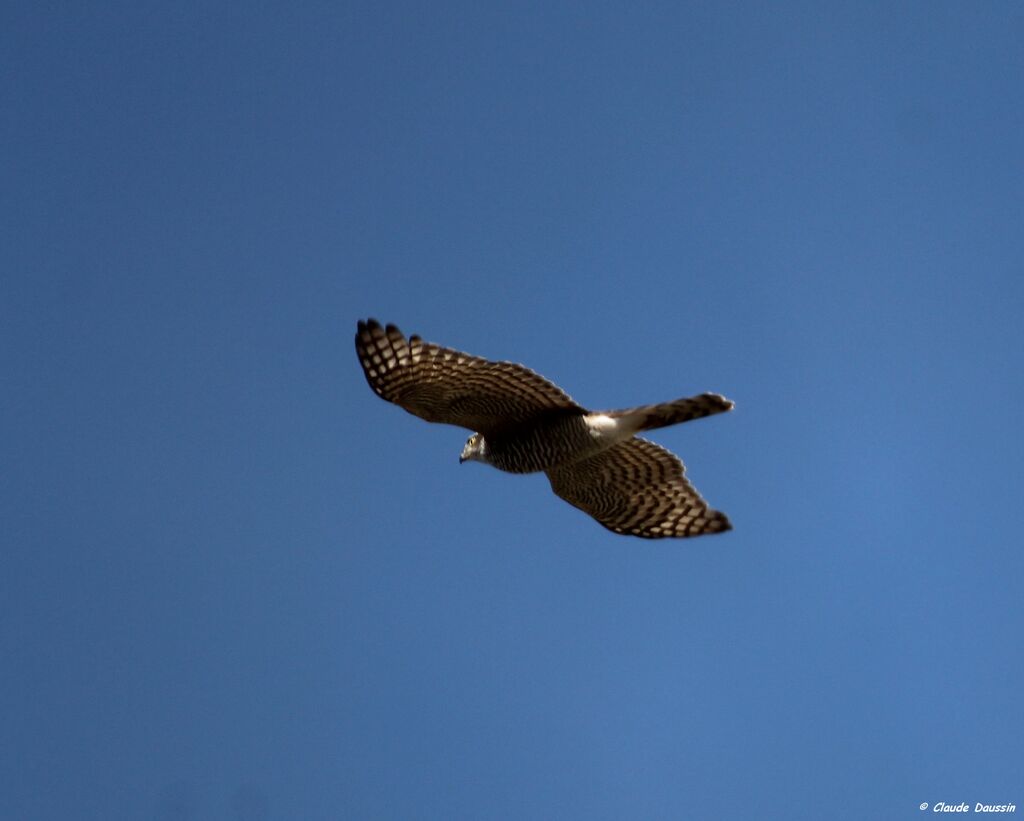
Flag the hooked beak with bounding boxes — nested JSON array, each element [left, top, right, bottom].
[[459, 455, 466, 464]]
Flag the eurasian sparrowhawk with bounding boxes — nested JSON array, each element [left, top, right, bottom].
[[355, 319, 733, 538]]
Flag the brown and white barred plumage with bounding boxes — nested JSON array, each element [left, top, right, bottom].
[[355, 319, 733, 539]]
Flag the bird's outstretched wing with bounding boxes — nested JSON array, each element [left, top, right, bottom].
[[355, 319, 584, 434], [546, 437, 731, 538]]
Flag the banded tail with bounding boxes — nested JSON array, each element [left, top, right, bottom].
[[608, 392, 734, 435]]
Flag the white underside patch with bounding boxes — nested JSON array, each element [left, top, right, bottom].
[[584, 414, 624, 441]]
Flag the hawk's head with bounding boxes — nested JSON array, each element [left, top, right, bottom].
[[459, 432, 489, 464]]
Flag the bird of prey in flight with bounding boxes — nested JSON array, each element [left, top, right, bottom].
[[355, 319, 733, 538]]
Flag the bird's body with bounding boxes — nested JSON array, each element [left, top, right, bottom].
[[463, 410, 623, 474], [355, 319, 733, 538]]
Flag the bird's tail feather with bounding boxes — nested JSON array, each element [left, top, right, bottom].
[[607, 393, 734, 434]]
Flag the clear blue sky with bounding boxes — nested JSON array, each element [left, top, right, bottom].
[[3, 2, 1022, 819]]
